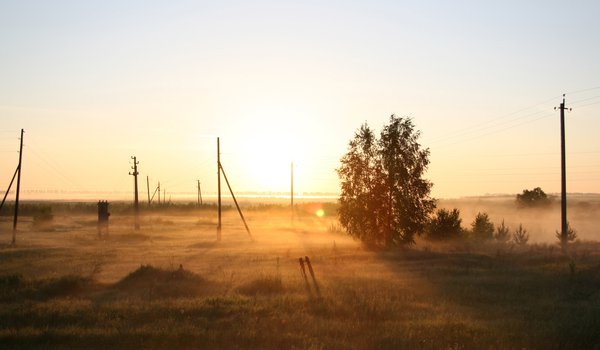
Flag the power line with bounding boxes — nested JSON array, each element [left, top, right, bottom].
[[428, 95, 560, 144], [433, 112, 555, 147]]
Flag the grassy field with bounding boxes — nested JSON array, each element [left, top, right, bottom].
[[0, 201, 599, 349]]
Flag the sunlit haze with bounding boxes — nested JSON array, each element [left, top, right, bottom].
[[1, 1, 599, 200]]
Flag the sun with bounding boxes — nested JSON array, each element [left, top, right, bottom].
[[238, 134, 297, 192], [229, 106, 317, 193]]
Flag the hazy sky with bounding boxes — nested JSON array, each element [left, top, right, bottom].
[[1, 0, 599, 199]]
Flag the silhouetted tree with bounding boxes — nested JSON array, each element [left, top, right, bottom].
[[337, 124, 388, 245], [512, 224, 529, 245], [555, 221, 577, 244], [427, 208, 462, 240], [471, 212, 494, 240], [516, 187, 550, 207], [337, 115, 435, 246], [494, 220, 510, 243]]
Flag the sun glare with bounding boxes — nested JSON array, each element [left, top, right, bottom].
[[233, 108, 312, 192]]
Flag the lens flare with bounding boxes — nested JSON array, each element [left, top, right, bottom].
[[316, 209, 325, 218]]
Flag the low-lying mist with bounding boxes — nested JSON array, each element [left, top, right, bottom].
[[438, 195, 600, 243]]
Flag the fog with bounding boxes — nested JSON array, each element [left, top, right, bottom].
[[438, 194, 600, 243]]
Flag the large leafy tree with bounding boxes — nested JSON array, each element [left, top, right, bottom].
[[337, 115, 435, 246], [516, 187, 550, 207], [337, 124, 387, 245]]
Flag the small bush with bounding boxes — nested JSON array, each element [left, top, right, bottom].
[[513, 224, 529, 245], [427, 208, 463, 240], [471, 212, 494, 240], [494, 220, 510, 243], [555, 222, 577, 244]]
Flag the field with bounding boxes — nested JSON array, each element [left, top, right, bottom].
[[1, 199, 599, 349]]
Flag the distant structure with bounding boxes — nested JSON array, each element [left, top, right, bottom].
[[97, 200, 110, 237]]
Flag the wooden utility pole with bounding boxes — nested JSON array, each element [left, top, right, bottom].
[[556, 94, 570, 247], [197, 180, 203, 205], [12, 129, 24, 244], [146, 176, 150, 205], [217, 137, 222, 241], [157, 181, 161, 204], [129, 156, 140, 230], [291, 161, 294, 220]]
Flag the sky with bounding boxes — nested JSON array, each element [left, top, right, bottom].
[[1, 0, 599, 200]]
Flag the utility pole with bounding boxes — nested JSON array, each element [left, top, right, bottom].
[[12, 129, 24, 244], [157, 181, 161, 204], [217, 137, 222, 241], [555, 95, 570, 247], [291, 161, 294, 220], [197, 180, 203, 205], [146, 176, 150, 205], [129, 156, 140, 230]]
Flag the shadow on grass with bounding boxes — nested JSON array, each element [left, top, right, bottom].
[[373, 243, 600, 349]]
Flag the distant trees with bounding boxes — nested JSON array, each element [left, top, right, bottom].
[[516, 187, 550, 207], [420, 207, 532, 246], [494, 220, 511, 243], [337, 115, 435, 246], [427, 208, 463, 240], [471, 212, 494, 240]]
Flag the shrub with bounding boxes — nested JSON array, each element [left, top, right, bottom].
[[471, 212, 494, 240], [427, 208, 462, 240], [555, 221, 577, 244], [494, 220, 510, 243], [512, 224, 529, 245]]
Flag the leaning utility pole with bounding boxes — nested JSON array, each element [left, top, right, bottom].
[[12, 129, 24, 244], [556, 94, 570, 247], [129, 156, 140, 230], [217, 137, 222, 241]]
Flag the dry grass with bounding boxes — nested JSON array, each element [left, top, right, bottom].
[[0, 200, 599, 349]]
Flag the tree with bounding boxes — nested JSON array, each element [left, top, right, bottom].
[[555, 221, 577, 244], [337, 115, 435, 246], [427, 208, 462, 240], [494, 220, 510, 243], [471, 212, 494, 240], [516, 187, 550, 207], [512, 224, 529, 245], [337, 124, 388, 245]]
